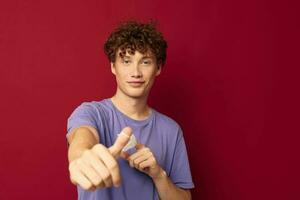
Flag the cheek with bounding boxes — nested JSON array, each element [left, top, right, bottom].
[[115, 69, 129, 80], [146, 70, 157, 80], [116, 69, 126, 78]]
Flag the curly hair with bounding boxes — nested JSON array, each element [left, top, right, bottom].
[[104, 20, 167, 67]]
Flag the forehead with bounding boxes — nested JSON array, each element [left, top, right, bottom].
[[116, 48, 155, 59]]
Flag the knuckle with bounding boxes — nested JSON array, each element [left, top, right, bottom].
[[138, 163, 143, 169], [70, 175, 77, 185], [133, 160, 138, 166], [92, 144, 104, 152], [81, 153, 94, 164], [102, 172, 111, 181], [76, 176, 92, 190], [90, 175, 100, 183], [93, 177, 102, 186], [82, 149, 91, 157], [82, 182, 93, 190], [108, 162, 118, 172], [68, 161, 76, 171]]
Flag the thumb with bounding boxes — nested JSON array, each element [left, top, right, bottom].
[[109, 127, 132, 158], [135, 143, 144, 150], [120, 151, 130, 160]]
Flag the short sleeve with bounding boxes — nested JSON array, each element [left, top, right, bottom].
[[66, 102, 101, 138], [169, 127, 195, 189]]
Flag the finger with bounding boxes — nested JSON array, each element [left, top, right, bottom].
[[128, 150, 150, 168], [82, 151, 113, 188], [133, 152, 153, 168], [139, 157, 156, 170], [69, 161, 78, 185], [74, 173, 94, 190], [135, 143, 144, 150], [120, 151, 130, 159], [128, 147, 149, 161], [109, 127, 133, 158], [93, 144, 121, 187], [70, 164, 93, 190], [128, 148, 149, 167], [76, 159, 102, 187]]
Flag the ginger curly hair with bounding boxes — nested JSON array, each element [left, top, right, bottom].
[[104, 20, 167, 67]]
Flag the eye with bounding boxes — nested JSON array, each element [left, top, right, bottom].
[[142, 60, 152, 65], [122, 59, 131, 65]]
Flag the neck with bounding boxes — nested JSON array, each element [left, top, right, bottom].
[[111, 89, 151, 121]]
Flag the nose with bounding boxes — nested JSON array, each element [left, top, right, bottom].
[[131, 64, 142, 78]]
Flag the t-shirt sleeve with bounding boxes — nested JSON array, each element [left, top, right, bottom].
[[169, 127, 195, 189], [66, 102, 101, 139]]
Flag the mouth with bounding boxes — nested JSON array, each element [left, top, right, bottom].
[[127, 81, 145, 87]]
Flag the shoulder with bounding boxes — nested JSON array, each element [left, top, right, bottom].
[[68, 99, 115, 122], [153, 109, 182, 132], [74, 98, 111, 113]]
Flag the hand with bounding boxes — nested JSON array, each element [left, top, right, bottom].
[[68, 127, 133, 191], [125, 144, 164, 179]]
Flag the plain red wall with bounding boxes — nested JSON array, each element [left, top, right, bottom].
[[1, 0, 300, 199]]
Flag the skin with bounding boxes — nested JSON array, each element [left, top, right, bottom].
[[67, 49, 191, 199], [68, 126, 133, 189]]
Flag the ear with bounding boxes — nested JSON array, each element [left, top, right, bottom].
[[111, 62, 116, 75], [155, 65, 162, 76]]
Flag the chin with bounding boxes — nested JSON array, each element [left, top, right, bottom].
[[118, 86, 149, 99], [124, 89, 147, 99], [126, 92, 146, 99]]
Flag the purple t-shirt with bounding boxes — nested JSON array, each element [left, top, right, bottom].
[[67, 98, 194, 200]]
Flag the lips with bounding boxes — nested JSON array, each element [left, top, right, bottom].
[[127, 81, 144, 83], [127, 81, 145, 87]]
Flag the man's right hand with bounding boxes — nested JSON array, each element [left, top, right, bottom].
[[68, 127, 133, 190]]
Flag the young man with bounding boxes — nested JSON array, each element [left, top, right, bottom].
[[66, 21, 194, 200]]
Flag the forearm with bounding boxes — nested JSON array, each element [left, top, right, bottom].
[[152, 169, 191, 200], [67, 127, 98, 163]]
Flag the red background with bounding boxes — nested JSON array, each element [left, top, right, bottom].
[[1, 0, 300, 199]]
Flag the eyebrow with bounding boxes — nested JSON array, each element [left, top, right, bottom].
[[122, 55, 154, 59], [141, 56, 153, 59]]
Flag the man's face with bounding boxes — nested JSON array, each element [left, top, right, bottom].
[[111, 49, 161, 99]]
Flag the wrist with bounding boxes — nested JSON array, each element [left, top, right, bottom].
[[152, 168, 167, 181]]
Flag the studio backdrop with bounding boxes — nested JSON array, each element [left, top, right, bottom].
[[0, 0, 299, 199]]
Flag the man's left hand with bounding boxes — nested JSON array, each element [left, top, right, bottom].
[[123, 144, 164, 179]]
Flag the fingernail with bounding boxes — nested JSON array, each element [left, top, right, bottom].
[[118, 132, 130, 138]]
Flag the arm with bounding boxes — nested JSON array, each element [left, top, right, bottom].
[[67, 126, 99, 162], [152, 168, 191, 200]]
